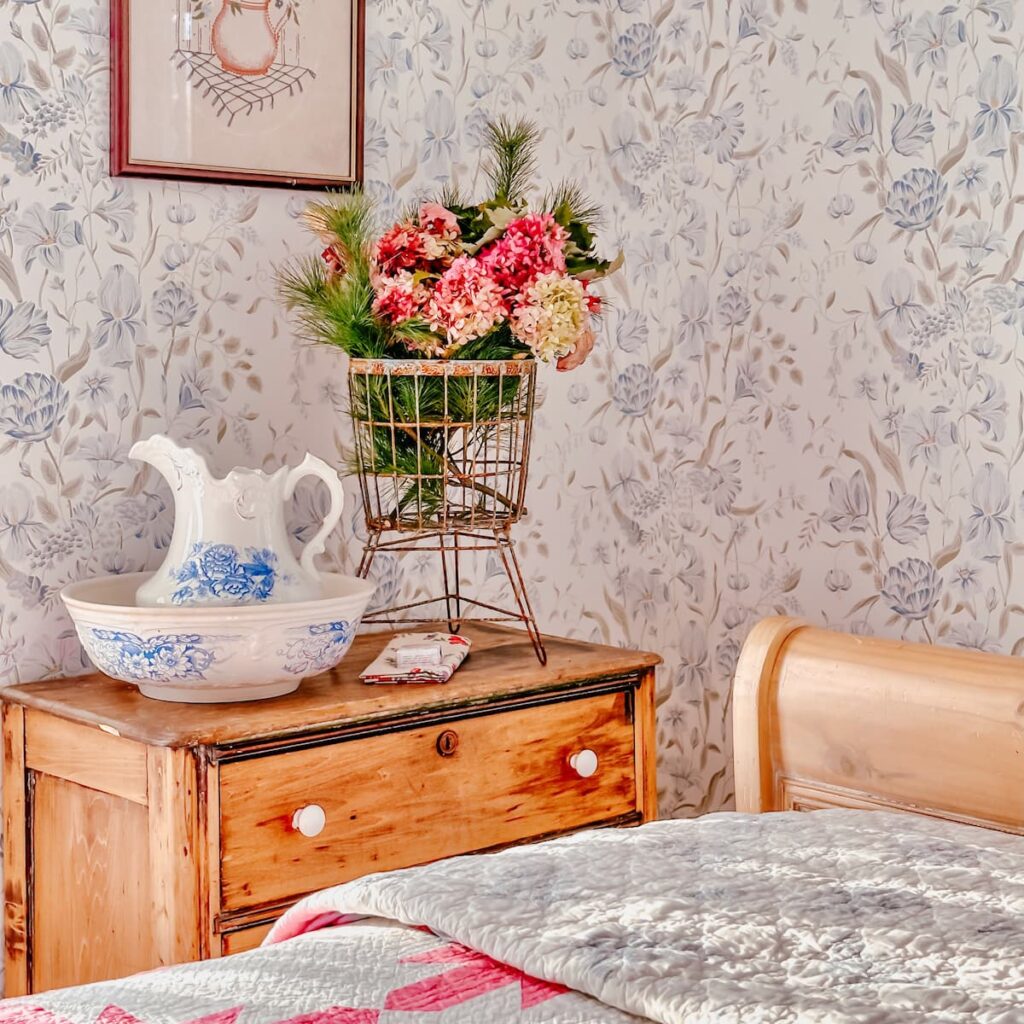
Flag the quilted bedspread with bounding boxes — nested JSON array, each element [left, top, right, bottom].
[[4, 809, 1024, 1023]]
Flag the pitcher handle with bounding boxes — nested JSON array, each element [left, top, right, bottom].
[[284, 455, 345, 579]]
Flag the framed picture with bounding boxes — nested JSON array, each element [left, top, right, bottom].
[[110, 0, 364, 188]]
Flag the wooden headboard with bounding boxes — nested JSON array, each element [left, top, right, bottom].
[[733, 617, 1024, 834]]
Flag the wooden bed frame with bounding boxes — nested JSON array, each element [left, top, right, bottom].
[[733, 617, 1024, 834]]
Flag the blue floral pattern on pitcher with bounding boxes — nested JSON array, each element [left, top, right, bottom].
[[89, 628, 216, 681], [170, 542, 285, 605], [279, 619, 357, 675]]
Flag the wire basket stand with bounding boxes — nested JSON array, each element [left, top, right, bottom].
[[350, 358, 546, 663]]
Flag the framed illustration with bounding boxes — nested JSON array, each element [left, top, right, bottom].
[[110, 0, 364, 188]]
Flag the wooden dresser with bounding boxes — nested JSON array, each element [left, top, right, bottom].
[[0, 623, 660, 996]]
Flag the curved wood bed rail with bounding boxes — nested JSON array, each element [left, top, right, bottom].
[[733, 617, 1024, 834]]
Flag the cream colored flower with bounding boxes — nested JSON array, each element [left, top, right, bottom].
[[510, 273, 591, 363]]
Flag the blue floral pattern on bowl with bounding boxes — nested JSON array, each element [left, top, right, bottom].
[[279, 619, 357, 675], [88, 628, 217, 681], [170, 542, 286, 605]]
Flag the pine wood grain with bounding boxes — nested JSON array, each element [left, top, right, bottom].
[[25, 710, 148, 805], [3, 624, 661, 995], [734, 617, 1024, 832], [147, 746, 204, 966], [219, 920, 273, 955], [2, 704, 28, 997], [0, 624, 660, 748], [634, 668, 659, 820], [31, 774, 155, 991], [203, 749, 224, 963], [219, 690, 637, 913], [732, 616, 808, 815]]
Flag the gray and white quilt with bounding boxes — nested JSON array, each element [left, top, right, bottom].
[[3, 809, 1024, 1023]]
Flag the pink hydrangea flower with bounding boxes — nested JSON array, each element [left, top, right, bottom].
[[419, 202, 460, 241], [372, 271, 429, 324], [374, 222, 427, 274], [321, 245, 345, 279], [479, 214, 567, 300], [374, 221, 452, 276], [424, 256, 506, 355], [581, 280, 602, 315]]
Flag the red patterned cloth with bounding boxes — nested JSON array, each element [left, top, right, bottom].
[[359, 632, 471, 684]]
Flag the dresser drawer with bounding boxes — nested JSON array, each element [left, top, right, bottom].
[[217, 689, 637, 913], [219, 920, 273, 956]]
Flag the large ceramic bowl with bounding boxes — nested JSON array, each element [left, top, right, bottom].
[[62, 571, 377, 703]]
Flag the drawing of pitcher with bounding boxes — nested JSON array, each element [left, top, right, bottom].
[[211, 0, 287, 77]]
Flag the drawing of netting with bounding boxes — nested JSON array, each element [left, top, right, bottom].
[[173, 50, 316, 126]]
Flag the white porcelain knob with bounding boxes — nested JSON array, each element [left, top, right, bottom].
[[569, 749, 599, 778], [292, 804, 326, 838]]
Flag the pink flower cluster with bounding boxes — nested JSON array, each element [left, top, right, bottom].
[[371, 203, 594, 362], [372, 271, 429, 324], [373, 203, 461, 282], [424, 257, 507, 355], [478, 214, 568, 298]]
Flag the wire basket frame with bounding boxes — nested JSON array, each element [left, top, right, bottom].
[[349, 358, 546, 663], [349, 359, 537, 532]]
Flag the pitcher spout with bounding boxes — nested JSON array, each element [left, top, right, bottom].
[[130, 434, 212, 491]]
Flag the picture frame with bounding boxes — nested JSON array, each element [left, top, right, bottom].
[[110, 0, 364, 189]]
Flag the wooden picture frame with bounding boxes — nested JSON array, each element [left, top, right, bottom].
[[110, 0, 364, 189]]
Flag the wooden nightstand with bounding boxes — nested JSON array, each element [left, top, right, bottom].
[[0, 624, 660, 996]]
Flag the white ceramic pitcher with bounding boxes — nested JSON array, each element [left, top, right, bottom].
[[131, 434, 345, 608]]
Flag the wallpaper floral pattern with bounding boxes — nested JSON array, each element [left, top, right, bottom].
[[0, 0, 1023, 817]]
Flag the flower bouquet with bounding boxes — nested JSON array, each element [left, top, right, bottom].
[[280, 118, 620, 531]]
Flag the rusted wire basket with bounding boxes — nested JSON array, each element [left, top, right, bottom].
[[348, 358, 546, 663], [349, 359, 537, 532]]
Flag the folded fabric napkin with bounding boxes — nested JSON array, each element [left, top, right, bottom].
[[360, 632, 472, 684]]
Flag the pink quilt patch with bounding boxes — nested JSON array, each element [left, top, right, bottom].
[[267, 912, 367, 945], [0, 1009, 71, 1024], [0, 1006, 379, 1024], [0, 1009, 244, 1024], [385, 943, 567, 1012], [273, 1011, 379, 1024]]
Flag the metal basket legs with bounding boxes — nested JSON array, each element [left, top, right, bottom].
[[350, 359, 546, 664], [356, 525, 547, 665]]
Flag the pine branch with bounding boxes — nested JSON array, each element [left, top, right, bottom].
[[482, 117, 539, 205], [278, 253, 386, 358], [543, 179, 603, 233], [303, 191, 374, 274], [388, 317, 438, 354], [437, 181, 465, 209], [278, 253, 328, 313]]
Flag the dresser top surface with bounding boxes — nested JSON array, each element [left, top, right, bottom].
[[0, 624, 660, 748]]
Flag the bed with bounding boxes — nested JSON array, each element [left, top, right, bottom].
[[3, 616, 1023, 1024]]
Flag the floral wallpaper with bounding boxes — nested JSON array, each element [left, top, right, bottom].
[[1, 0, 1024, 818]]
